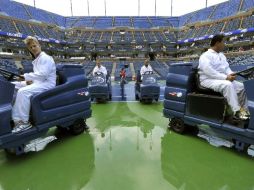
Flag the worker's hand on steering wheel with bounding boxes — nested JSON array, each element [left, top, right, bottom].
[[17, 75, 25, 81], [226, 73, 236, 82], [95, 72, 103, 76], [26, 80, 33, 85]]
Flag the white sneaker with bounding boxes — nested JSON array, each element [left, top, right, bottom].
[[239, 112, 249, 120], [233, 111, 249, 121], [12, 122, 32, 133], [244, 110, 250, 117], [240, 108, 250, 118]]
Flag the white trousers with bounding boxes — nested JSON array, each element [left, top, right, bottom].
[[200, 79, 248, 113], [12, 82, 52, 122]]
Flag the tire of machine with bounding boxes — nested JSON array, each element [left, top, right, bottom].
[[69, 119, 88, 135], [169, 117, 186, 134], [233, 139, 250, 152]]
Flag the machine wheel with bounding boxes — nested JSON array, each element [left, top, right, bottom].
[[233, 139, 249, 152], [109, 93, 112, 100], [169, 118, 186, 134], [56, 126, 68, 134], [69, 119, 88, 135], [5, 144, 25, 156], [135, 94, 139, 100], [4, 148, 16, 155], [147, 99, 153, 104]]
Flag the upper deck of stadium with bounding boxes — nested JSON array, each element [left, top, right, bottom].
[[0, 0, 254, 29]]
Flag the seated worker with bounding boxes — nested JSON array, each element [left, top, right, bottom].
[[198, 34, 249, 120], [140, 59, 153, 80], [12, 36, 56, 133], [92, 59, 107, 77]]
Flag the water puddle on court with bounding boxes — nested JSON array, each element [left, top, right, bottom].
[[0, 103, 254, 190]]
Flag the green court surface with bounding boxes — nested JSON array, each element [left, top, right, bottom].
[[0, 102, 254, 190]]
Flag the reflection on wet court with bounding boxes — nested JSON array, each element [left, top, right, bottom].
[[0, 102, 254, 190]]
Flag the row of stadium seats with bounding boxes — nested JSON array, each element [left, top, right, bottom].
[[66, 16, 179, 29], [0, 58, 96, 77], [179, 0, 254, 26], [102, 61, 113, 76], [0, 58, 35, 74], [242, 15, 254, 29], [0, 0, 65, 26], [65, 30, 177, 43], [228, 54, 254, 66], [0, 16, 65, 40], [1, 13, 253, 44], [179, 14, 254, 40], [1, 4, 254, 45], [0, 58, 18, 73], [0, 16, 176, 43], [82, 61, 96, 76]]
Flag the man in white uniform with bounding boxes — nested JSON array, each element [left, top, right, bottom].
[[12, 36, 56, 133], [198, 34, 249, 120], [92, 59, 107, 76], [140, 59, 153, 80]]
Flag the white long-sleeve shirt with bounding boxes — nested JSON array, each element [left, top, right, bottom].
[[92, 65, 107, 76], [24, 51, 56, 87], [140, 65, 153, 76], [198, 49, 233, 82], [12, 52, 56, 123]]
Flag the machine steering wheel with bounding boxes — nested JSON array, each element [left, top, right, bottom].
[[144, 71, 153, 75], [0, 68, 24, 81], [94, 72, 104, 76], [235, 66, 254, 79]]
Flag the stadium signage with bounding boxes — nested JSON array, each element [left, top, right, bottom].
[[7, 32, 23, 38], [224, 32, 233, 36], [178, 27, 254, 44], [0, 31, 66, 44], [0, 31, 24, 38], [37, 37, 50, 42]]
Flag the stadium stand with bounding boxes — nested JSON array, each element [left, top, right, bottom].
[[228, 53, 254, 66], [0, 0, 254, 81], [0, 58, 19, 73], [82, 61, 96, 76], [179, 0, 254, 26], [242, 0, 254, 11], [21, 59, 33, 73]]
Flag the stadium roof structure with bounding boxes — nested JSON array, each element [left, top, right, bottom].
[[0, 0, 254, 29]]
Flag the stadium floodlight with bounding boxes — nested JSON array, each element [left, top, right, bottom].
[[138, 0, 140, 16], [87, 0, 90, 16], [104, 0, 107, 16], [155, 0, 157, 16], [171, 0, 173, 16], [120, 30, 125, 35], [70, 0, 73, 16]]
